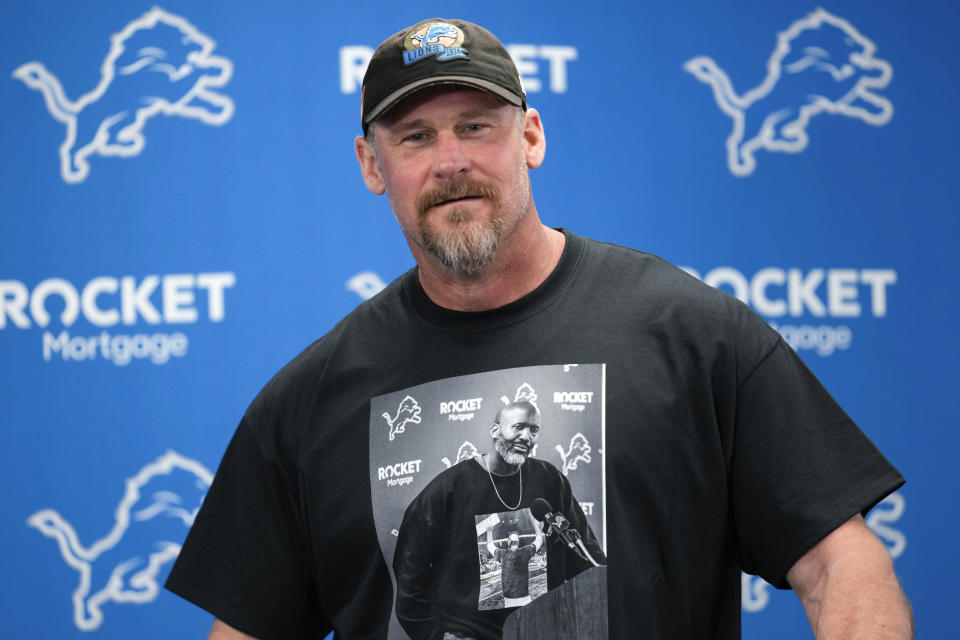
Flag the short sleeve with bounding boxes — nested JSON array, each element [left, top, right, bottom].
[[165, 421, 331, 640], [730, 338, 904, 589]]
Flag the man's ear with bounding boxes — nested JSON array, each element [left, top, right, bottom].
[[522, 108, 546, 170], [490, 424, 501, 439], [355, 135, 385, 195]]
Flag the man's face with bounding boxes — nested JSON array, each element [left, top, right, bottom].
[[358, 86, 536, 277], [492, 404, 541, 466]]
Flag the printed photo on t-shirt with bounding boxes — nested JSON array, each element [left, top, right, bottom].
[[369, 364, 607, 640], [476, 508, 547, 610]]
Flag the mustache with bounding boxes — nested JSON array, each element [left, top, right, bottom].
[[415, 180, 501, 218], [499, 434, 530, 449]]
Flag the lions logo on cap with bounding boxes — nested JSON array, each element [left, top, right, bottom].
[[402, 21, 468, 66]]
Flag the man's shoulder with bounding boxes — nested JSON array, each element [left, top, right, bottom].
[[433, 456, 483, 484], [405, 457, 483, 511], [524, 457, 565, 485], [572, 230, 771, 333], [575, 232, 716, 297], [243, 270, 414, 424]]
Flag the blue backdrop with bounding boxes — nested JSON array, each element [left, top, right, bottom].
[[2, 1, 956, 638]]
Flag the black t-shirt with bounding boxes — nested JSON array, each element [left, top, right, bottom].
[[496, 546, 535, 599], [392, 457, 602, 640], [166, 230, 904, 640]]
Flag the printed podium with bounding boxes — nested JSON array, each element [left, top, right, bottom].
[[502, 566, 607, 640]]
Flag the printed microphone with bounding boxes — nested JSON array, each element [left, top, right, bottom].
[[531, 498, 575, 537], [530, 498, 601, 568]]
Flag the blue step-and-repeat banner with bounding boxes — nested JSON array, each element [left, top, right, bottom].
[[2, 1, 956, 638]]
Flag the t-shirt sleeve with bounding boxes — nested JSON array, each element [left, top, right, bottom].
[[730, 332, 904, 589], [393, 486, 447, 640], [165, 420, 331, 640]]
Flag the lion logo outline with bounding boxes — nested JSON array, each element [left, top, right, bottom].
[[382, 395, 422, 441], [12, 6, 234, 184], [27, 450, 213, 630], [555, 432, 592, 475], [684, 8, 893, 176]]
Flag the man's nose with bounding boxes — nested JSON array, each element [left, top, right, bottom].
[[433, 132, 469, 179]]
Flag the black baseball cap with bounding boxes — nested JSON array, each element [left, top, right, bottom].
[[360, 18, 526, 134]]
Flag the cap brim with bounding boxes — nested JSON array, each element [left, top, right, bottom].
[[363, 75, 524, 126]]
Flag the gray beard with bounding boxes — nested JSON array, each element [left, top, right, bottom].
[[413, 177, 507, 278], [419, 211, 505, 277], [494, 434, 527, 467]]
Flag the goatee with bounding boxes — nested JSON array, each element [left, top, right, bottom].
[[494, 433, 527, 467], [415, 180, 505, 277]]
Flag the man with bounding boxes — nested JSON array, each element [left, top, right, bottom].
[[488, 532, 544, 608], [166, 17, 912, 640], [392, 401, 604, 639]]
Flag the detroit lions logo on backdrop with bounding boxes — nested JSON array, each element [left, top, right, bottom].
[[12, 6, 234, 184], [866, 492, 907, 559], [684, 8, 892, 176], [27, 451, 212, 630], [383, 395, 422, 441], [346, 271, 387, 300]]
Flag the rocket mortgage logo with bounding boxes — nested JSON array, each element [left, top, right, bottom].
[[0, 272, 236, 366]]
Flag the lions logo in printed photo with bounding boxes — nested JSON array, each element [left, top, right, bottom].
[[383, 394, 422, 441]]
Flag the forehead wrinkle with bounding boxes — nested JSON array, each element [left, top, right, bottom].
[[381, 99, 512, 134]]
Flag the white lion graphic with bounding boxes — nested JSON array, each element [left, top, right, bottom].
[[684, 8, 892, 176], [441, 441, 479, 468], [27, 450, 213, 630], [12, 6, 234, 183], [555, 432, 592, 475], [382, 395, 422, 441], [500, 382, 539, 408]]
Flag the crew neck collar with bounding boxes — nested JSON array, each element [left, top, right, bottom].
[[477, 453, 522, 476], [403, 228, 583, 330]]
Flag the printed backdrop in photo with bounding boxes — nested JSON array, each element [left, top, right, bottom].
[[370, 364, 606, 638], [1, 1, 956, 639]]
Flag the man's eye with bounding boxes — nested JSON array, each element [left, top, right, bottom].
[[463, 123, 486, 133]]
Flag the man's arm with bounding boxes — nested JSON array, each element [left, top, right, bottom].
[[394, 496, 447, 640], [486, 536, 498, 557], [787, 514, 913, 639], [208, 619, 258, 639]]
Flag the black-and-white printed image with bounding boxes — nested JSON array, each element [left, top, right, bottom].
[[476, 508, 547, 610], [369, 364, 607, 640]]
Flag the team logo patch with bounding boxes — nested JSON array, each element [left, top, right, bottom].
[[402, 21, 468, 66]]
